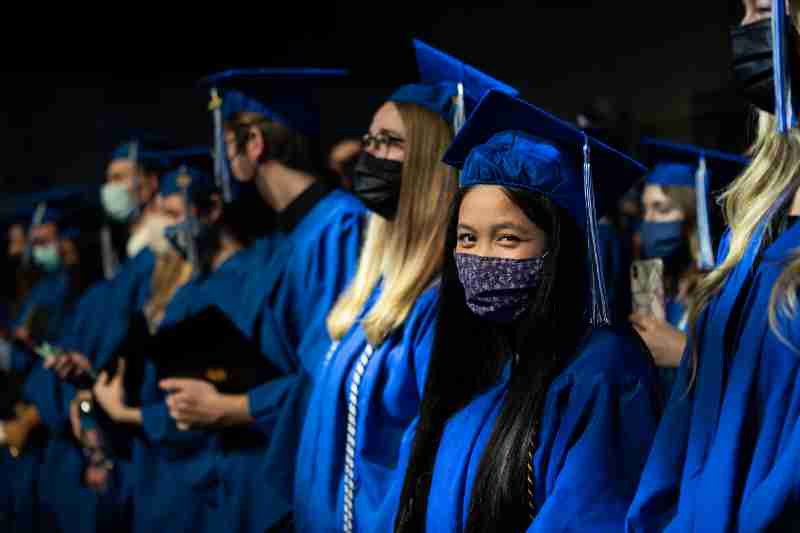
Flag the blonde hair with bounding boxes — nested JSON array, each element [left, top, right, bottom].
[[144, 251, 193, 332], [327, 102, 457, 346], [688, 2, 800, 384]]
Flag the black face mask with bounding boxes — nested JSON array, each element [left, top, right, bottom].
[[731, 17, 800, 114], [351, 151, 403, 219]]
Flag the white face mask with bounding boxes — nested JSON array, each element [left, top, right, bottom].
[[32, 243, 62, 272], [101, 181, 137, 222], [126, 213, 172, 257]]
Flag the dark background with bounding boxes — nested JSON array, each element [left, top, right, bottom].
[[0, 2, 749, 200]]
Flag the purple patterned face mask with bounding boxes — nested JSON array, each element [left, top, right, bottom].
[[454, 251, 548, 322]]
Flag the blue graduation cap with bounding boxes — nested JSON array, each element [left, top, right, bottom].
[[158, 153, 216, 198], [390, 39, 518, 133], [199, 68, 348, 202], [640, 137, 749, 269], [444, 89, 646, 325]]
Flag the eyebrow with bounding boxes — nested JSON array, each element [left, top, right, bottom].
[[457, 222, 532, 233], [491, 222, 530, 233], [379, 128, 404, 139], [647, 199, 675, 210]]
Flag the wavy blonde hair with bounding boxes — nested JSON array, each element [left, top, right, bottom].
[[327, 101, 457, 346], [687, 0, 800, 385]]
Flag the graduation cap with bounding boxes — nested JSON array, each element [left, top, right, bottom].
[[199, 68, 349, 202], [390, 39, 518, 133], [113, 307, 281, 395], [444, 89, 646, 325], [640, 137, 749, 270], [158, 147, 216, 198]]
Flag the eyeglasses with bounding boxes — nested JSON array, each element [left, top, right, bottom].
[[361, 132, 405, 151]]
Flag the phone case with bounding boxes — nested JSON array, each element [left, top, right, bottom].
[[631, 258, 666, 320]]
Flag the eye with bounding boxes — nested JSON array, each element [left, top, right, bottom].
[[497, 234, 521, 243], [457, 232, 476, 245]]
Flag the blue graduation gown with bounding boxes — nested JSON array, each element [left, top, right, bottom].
[[421, 326, 660, 533], [222, 189, 365, 532], [293, 281, 439, 533], [657, 298, 688, 398], [22, 250, 156, 533], [627, 220, 800, 531], [598, 221, 628, 324], [127, 269, 232, 533], [9, 270, 75, 375]]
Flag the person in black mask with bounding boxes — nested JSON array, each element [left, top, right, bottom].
[[731, 0, 795, 116]]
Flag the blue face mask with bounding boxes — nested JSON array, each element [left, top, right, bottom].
[[640, 221, 684, 260]]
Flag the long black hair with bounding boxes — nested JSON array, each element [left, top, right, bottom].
[[394, 186, 590, 533]]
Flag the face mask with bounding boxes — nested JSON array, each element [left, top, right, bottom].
[[32, 243, 62, 272], [164, 220, 216, 271], [352, 151, 403, 219], [454, 251, 547, 322], [640, 221, 685, 260], [101, 181, 137, 222], [731, 17, 799, 114]]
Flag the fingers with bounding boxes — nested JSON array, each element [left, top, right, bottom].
[[159, 378, 196, 393]]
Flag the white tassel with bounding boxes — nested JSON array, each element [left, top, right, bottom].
[[583, 135, 610, 326], [773, 0, 797, 133], [453, 82, 466, 134], [695, 156, 715, 270]]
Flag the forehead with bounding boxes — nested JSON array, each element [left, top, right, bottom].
[[643, 184, 670, 204], [107, 158, 136, 175], [370, 102, 405, 135], [160, 193, 186, 212], [459, 185, 529, 223], [31, 223, 57, 236]]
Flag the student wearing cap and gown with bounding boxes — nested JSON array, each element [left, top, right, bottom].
[[391, 90, 661, 533], [153, 69, 367, 532], [26, 148, 187, 533], [0, 205, 85, 533], [89, 162, 247, 533], [292, 40, 520, 533], [628, 139, 748, 398], [627, 2, 800, 530]]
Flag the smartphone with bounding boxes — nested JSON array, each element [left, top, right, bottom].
[[631, 258, 666, 320]]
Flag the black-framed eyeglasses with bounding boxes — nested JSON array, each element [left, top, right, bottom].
[[362, 132, 405, 151]]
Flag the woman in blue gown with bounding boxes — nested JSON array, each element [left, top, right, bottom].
[[292, 40, 518, 533], [393, 90, 661, 533], [627, 2, 800, 530]]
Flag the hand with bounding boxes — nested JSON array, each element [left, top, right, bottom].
[[84, 463, 111, 493], [93, 359, 138, 424], [160, 378, 230, 429], [3, 419, 29, 457], [69, 390, 94, 441], [44, 352, 92, 382], [13, 327, 31, 346], [630, 312, 687, 368]]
